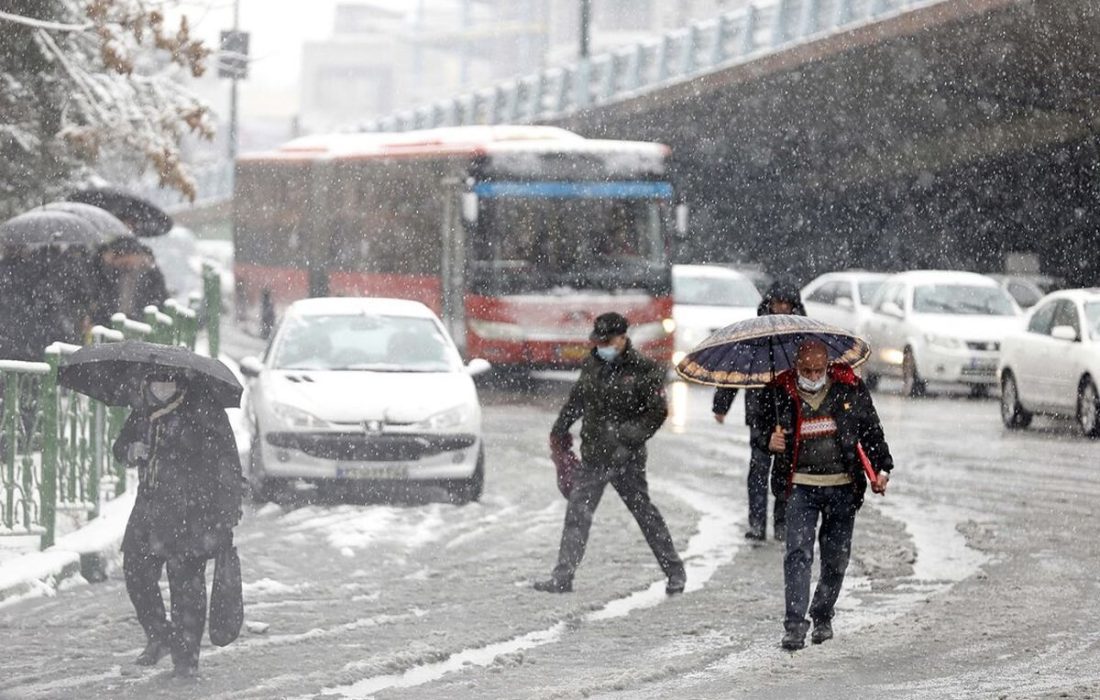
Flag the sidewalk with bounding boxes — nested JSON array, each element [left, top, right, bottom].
[[0, 486, 135, 608]]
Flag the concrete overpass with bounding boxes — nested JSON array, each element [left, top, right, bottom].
[[364, 0, 1100, 286]]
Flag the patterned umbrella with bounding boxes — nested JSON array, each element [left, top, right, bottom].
[[675, 314, 871, 388]]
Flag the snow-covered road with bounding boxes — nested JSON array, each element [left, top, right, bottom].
[[2, 376, 1099, 699]]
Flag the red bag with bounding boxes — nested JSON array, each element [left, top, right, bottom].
[[549, 433, 580, 499]]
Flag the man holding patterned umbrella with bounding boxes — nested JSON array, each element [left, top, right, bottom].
[[677, 315, 894, 651]]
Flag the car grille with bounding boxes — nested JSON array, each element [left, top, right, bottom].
[[966, 341, 1000, 352], [266, 432, 477, 461]]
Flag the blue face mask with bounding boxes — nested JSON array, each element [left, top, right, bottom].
[[595, 345, 620, 362]]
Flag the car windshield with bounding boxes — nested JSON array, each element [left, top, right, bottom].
[[273, 313, 457, 372], [857, 281, 883, 304], [1086, 302, 1100, 341], [912, 284, 1017, 316], [673, 272, 762, 307]]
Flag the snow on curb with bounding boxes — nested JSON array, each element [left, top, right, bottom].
[[0, 486, 135, 608]]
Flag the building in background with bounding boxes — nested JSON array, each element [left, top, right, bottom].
[[299, 0, 748, 132]]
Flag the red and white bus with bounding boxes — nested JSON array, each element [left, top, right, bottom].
[[234, 125, 680, 367]]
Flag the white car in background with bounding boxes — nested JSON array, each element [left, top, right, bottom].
[[240, 297, 491, 503], [858, 270, 1022, 396], [802, 271, 889, 334], [998, 289, 1100, 436], [672, 264, 762, 364]]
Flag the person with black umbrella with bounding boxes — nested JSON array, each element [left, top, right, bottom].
[[534, 312, 686, 595], [112, 368, 243, 677], [712, 279, 807, 542], [60, 341, 245, 677]]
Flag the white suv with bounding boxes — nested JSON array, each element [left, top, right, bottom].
[[858, 271, 1022, 396]]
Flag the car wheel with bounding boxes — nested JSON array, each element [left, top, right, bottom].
[[447, 448, 484, 504], [902, 348, 926, 398], [248, 438, 286, 503], [1077, 379, 1100, 438], [1000, 372, 1032, 429]]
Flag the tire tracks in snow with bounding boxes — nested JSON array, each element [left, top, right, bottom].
[[292, 477, 744, 699]]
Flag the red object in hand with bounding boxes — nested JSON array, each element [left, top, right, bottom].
[[549, 433, 580, 499], [856, 443, 883, 495]]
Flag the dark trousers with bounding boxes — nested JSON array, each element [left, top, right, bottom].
[[747, 431, 787, 536], [123, 549, 208, 668], [552, 454, 683, 583], [783, 483, 857, 633]]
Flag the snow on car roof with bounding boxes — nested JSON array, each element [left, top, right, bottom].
[[889, 270, 1000, 286], [239, 125, 667, 162], [286, 297, 437, 319], [673, 264, 751, 279]]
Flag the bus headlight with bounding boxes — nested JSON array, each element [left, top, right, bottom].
[[662, 318, 676, 334], [468, 319, 524, 341]]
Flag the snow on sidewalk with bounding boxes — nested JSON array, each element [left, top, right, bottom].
[[0, 486, 135, 608]]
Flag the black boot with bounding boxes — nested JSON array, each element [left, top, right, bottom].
[[134, 637, 170, 666], [169, 625, 199, 677], [665, 569, 686, 595], [811, 619, 833, 645], [781, 628, 805, 651], [532, 577, 572, 593]]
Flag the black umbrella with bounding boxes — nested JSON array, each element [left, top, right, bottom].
[[67, 186, 173, 237], [59, 341, 242, 408], [0, 210, 106, 247], [32, 201, 131, 240], [675, 314, 871, 388]]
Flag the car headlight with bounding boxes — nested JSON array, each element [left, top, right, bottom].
[[630, 321, 671, 344], [468, 319, 524, 341], [270, 402, 329, 429], [924, 333, 962, 349], [414, 404, 473, 431]]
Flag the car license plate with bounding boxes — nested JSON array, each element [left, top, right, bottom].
[[559, 344, 589, 361], [335, 464, 408, 480], [968, 357, 996, 372]]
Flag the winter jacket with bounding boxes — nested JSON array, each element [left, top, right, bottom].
[[114, 390, 243, 558], [551, 340, 668, 468], [751, 364, 893, 509], [712, 280, 807, 425]]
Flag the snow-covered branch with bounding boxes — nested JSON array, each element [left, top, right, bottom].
[[0, 9, 92, 32]]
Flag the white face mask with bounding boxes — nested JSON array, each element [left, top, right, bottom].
[[797, 373, 827, 393], [148, 381, 178, 402]]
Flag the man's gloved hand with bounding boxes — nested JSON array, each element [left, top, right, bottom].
[[549, 432, 573, 453], [127, 442, 150, 464]]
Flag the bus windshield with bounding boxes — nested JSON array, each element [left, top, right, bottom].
[[470, 183, 670, 294]]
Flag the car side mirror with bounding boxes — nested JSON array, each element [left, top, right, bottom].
[[836, 297, 854, 310], [466, 358, 492, 376], [880, 301, 904, 319], [1051, 325, 1079, 342], [239, 356, 263, 378]]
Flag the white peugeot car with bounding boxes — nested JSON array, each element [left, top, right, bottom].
[[858, 271, 1022, 396], [802, 271, 889, 334], [672, 264, 761, 364], [240, 297, 491, 503], [998, 289, 1100, 436]]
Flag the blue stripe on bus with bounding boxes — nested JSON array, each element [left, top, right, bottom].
[[472, 181, 673, 199]]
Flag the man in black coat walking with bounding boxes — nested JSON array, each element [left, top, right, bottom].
[[534, 312, 686, 595], [713, 280, 806, 541], [754, 340, 893, 650], [114, 371, 243, 676]]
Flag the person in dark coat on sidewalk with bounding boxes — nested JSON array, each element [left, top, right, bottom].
[[753, 339, 893, 651], [713, 279, 806, 541], [113, 371, 243, 677], [534, 312, 687, 595], [90, 237, 169, 325]]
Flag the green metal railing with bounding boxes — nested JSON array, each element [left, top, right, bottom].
[[0, 274, 219, 550]]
